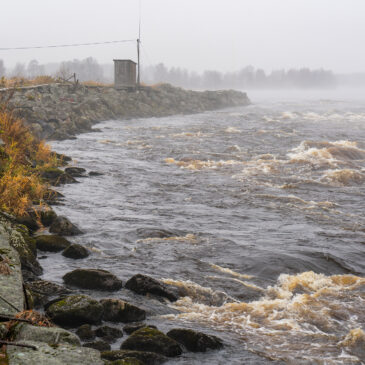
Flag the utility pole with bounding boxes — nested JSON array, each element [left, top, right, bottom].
[[137, 38, 140, 90]]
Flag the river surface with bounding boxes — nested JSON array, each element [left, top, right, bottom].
[[45, 90, 365, 364]]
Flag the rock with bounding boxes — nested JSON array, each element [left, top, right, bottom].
[[46, 294, 104, 327], [0, 324, 7, 340], [83, 340, 111, 351], [108, 359, 144, 365], [35, 235, 71, 252], [76, 324, 95, 341], [13, 323, 80, 346], [15, 215, 40, 232], [63, 269, 123, 291], [125, 274, 178, 302], [101, 350, 167, 365], [65, 166, 87, 177], [27, 206, 57, 227], [121, 327, 182, 357], [62, 243, 90, 259], [44, 189, 64, 205], [89, 171, 103, 176], [40, 167, 78, 186], [49, 216, 83, 236], [95, 325, 123, 343], [123, 323, 153, 335], [7, 340, 104, 365], [166, 328, 223, 352], [100, 299, 146, 323], [25, 280, 71, 308]]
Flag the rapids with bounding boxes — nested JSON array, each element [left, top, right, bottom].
[[45, 90, 365, 364]]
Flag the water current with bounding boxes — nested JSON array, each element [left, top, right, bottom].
[[45, 90, 365, 364]]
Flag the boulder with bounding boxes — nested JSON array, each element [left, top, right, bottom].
[[108, 359, 144, 365], [166, 328, 223, 352], [89, 171, 103, 176], [121, 327, 182, 357], [95, 325, 123, 343], [35, 235, 71, 252], [76, 324, 95, 341], [123, 323, 153, 335], [27, 206, 57, 227], [40, 167, 77, 185], [83, 340, 111, 352], [63, 269, 123, 291], [15, 215, 40, 232], [26, 280, 71, 308], [100, 299, 146, 323], [13, 323, 80, 346], [62, 243, 90, 259], [46, 294, 104, 327], [49, 216, 83, 236], [101, 350, 167, 365], [125, 274, 178, 302], [65, 166, 87, 177]]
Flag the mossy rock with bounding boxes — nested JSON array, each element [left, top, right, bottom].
[[100, 299, 145, 323], [108, 358, 144, 365], [63, 269, 123, 291], [166, 328, 223, 352], [76, 324, 95, 341], [83, 340, 111, 351], [35, 234, 71, 252], [101, 350, 167, 365], [46, 294, 103, 327], [121, 327, 182, 357], [62, 243, 89, 259], [49, 216, 83, 236], [95, 325, 123, 343]]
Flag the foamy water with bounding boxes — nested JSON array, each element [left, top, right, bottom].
[[47, 90, 365, 364]]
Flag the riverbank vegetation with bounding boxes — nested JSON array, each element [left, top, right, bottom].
[[0, 104, 58, 216]]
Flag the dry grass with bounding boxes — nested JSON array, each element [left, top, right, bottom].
[[0, 76, 57, 89], [0, 109, 58, 216], [82, 80, 113, 87]]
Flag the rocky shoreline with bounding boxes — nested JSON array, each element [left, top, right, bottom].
[[2, 83, 250, 140], [0, 85, 250, 364]]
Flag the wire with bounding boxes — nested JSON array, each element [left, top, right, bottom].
[[0, 39, 136, 51]]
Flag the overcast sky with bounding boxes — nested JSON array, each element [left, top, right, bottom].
[[1, 0, 364, 73]]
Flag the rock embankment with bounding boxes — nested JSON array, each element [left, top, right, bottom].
[[2, 83, 250, 140]]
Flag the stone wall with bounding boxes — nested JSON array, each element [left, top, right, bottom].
[[2, 83, 250, 140]]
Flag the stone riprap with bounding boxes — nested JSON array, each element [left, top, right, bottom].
[[3, 83, 250, 140]]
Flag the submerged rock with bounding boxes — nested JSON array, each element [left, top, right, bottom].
[[125, 274, 178, 302], [46, 294, 103, 326], [83, 340, 111, 351], [65, 166, 87, 177], [63, 269, 123, 291], [121, 327, 182, 357], [95, 325, 123, 343], [101, 350, 167, 365], [62, 243, 89, 259], [35, 234, 71, 252], [76, 324, 95, 341], [49, 216, 83, 236], [100, 299, 146, 323], [166, 328, 223, 352]]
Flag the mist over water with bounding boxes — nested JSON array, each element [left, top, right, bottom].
[[45, 89, 365, 364]]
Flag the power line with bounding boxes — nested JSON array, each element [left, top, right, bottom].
[[0, 39, 136, 51]]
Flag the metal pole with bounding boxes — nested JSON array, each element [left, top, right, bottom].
[[137, 38, 140, 90]]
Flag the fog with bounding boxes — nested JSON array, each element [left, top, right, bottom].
[[1, 0, 365, 75]]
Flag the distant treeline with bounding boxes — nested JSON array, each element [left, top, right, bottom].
[[0, 57, 362, 89]]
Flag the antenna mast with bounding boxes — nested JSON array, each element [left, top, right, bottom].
[[137, 0, 141, 90]]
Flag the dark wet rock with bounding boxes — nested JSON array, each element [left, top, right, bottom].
[[83, 340, 111, 351], [95, 325, 123, 343], [101, 350, 167, 365], [21, 269, 40, 282], [166, 328, 223, 352], [100, 299, 146, 323], [40, 167, 63, 180], [15, 215, 40, 232], [65, 166, 87, 177], [135, 228, 177, 239], [123, 323, 155, 335], [63, 269, 123, 291], [76, 324, 95, 341], [89, 171, 104, 176], [108, 359, 144, 365], [26, 279, 71, 308], [125, 274, 178, 302], [44, 189, 64, 205], [35, 234, 71, 252], [40, 167, 77, 186], [49, 216, 83, 236], [55, 152, 72, 163], [46, 294, 104, 326], [121, 327, 182, 357], [26, 206, 57, 227], [62, 243, 90, 259]]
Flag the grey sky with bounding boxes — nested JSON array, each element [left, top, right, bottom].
[[1, 0, 364, 73]]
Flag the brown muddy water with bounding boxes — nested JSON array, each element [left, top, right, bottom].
[[46, 90, 365, 364]]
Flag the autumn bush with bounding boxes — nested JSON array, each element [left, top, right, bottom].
[[0, 108, 58, 216]]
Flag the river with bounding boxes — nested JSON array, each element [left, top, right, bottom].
[[44, 89, 365, 364]]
